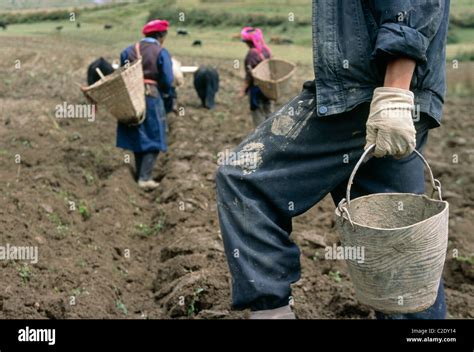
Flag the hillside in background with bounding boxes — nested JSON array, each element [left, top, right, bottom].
[[0, 0, 133, 10]]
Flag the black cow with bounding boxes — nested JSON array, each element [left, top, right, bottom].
[[192, 40, 202, 47], [0, 21, 7, 30], [104, 24, 113, 30], [87, 57, 115, 85], [55, 26, 63, 31], [193, 66, 219, 110], [76, 22, 81, 28], [176, 28, 188, 36]]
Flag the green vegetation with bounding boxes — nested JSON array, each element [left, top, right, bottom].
[[17, 263, 32, 283], [0, 0, 133, 11], [79, 203, 91, 220], [455, 255, 474, 265], [135, 214, 165, 237], [328, 270, 342, 283], [48, 212, 69, 236], [116, 300, 128, 315], [83, 171, 95, 185], [450, 0, 474, 25], [1, 0, 471, 63], [187, 287, 205, 316], [0, 8, 72, 23]]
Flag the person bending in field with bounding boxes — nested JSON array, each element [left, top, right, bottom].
[[239, 27, 273, 127], [116, 19, 174, 190], [217, 0, 450, 319]]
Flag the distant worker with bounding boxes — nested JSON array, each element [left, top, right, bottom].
[[116, 19, 174, 190], [239, 27, 272, 127]]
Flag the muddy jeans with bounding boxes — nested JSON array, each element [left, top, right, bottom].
[[134, 152, 159, 182], [216, 83, 446, 318], [251, 100, 273, 127]]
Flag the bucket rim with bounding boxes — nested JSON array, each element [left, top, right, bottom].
[[335, 192, 449, 231]]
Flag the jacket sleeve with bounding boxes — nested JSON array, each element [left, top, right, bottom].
[[120, 48, 129, 66], [371, 0, 446, 63], [157, 48, 174, 95]]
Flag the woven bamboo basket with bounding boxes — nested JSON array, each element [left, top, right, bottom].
[[82, 59, 146, 125], [251, 58, 296, 101], [335, 145, 449, 313]]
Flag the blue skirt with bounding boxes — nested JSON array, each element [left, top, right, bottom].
[[116, 94, 167, 152], [249, 85, 270, 111]]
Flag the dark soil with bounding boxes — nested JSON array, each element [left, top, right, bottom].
[[0, 36, 472, 319]]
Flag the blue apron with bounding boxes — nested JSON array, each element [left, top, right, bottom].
[[116, 94, 167, 152]]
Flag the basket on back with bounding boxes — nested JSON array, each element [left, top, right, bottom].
[[251, 58, 296, 101], [82, 59, 146, 125]]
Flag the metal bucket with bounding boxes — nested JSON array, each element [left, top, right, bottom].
[[335, 145, 449, 313]]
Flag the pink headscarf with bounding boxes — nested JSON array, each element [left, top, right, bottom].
[[241, 27, 271, 57]]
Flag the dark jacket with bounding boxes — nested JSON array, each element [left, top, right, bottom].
[[244, 47, 271, 86], [312, 0, 450, 125]]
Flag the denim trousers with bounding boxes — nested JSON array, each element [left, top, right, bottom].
[[134, 152, 159, 182], [216, 83, 446, 318]]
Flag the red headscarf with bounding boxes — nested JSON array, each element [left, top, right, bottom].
[[142, 19, 169, 35]]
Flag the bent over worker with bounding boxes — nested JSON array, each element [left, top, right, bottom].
[[217, 0, 450, 319], [116, 19, 174, 190]]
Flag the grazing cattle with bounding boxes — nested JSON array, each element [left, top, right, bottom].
[[55, 26, 63, 31], [192, 40, 202, 47], [104, 24, 113, 30], [193, 65, 219, 110], [76, 22, 81, 28], [87, 57, 115, 85], [269, 36, 294, 45], [176, 28, 188, 36], [0, 21, 7, 30], [280, 38, 294, 45]]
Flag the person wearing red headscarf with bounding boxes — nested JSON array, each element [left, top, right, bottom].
[[239, 27, 273, 127], [116, 19, 174, 190]]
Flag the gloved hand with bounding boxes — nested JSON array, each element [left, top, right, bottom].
[[365, 87, 416, 158]]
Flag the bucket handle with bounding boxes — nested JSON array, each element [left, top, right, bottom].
[[338, 144, 443, 227]]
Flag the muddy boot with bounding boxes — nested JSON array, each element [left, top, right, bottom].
[[138, 180, 160, 191], [250, 305, 296, 319]]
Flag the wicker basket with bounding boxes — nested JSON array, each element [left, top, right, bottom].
[[251, 58, 296, 101], [335, 145, 449, 313], [82, 59, 146, 125]]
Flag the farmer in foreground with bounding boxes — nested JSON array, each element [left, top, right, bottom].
[[239, 27, 273, 127], [117, 19, 174, 190], [217, 1, 450, 319]]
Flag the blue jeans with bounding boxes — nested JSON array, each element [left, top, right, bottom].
[[216, 83, 446, 318]]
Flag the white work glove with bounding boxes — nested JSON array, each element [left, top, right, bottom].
[[365, 87, 417, 158]]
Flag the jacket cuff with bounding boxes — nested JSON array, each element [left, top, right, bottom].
[[372, 22, 430, 63]]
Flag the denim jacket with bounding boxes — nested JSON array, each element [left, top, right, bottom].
[[312, 0, 450, 125]]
